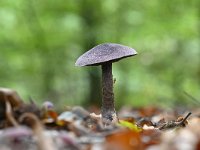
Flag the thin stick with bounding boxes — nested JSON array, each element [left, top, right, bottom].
[[159, 112, 192, 130], [177, 112, 192, 126]]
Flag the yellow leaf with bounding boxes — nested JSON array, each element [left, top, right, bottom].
[[118, 120, 142, 132]]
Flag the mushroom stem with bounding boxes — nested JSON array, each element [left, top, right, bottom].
[[101, 62, 117, 123]]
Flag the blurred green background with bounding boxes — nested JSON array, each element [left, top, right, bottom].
[[0, 0, 199, 109]]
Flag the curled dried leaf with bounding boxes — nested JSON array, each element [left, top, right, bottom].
[[0, 88, 23, 108], [19, 113, 56, 150]]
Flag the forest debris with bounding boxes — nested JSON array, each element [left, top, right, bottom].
[[0, 126, 81, 150], [0, 88, 25, 128], [41, 101, 56, 119], [143, 125, 155, 130], [137, 117, 154, 127], [158, 112, 192, 130], [118, 120, 141, 132], [90, 113, 101, 122], [141, 128, 161, 148], [41, 101, 59, 125], [0, 87, 41, 129], [153, 117, 200, 150], [104, 129, 143, 150], [0, 88, 23, 108], [71, 106, 90, 119], [0, 88, 200, 150], [14, 101, 41, 121], [5, 100, 19, 127], [0, 126, 34, 150], [19, 113, 56, 150]]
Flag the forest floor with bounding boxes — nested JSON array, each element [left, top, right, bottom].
[[0, 88, 200, 150]]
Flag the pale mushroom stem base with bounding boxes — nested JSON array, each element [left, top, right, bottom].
[[101, 62, 118, 124]]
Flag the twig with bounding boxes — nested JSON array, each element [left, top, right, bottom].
[[176, 112, 192, 126], [159, 112, 192, 130]]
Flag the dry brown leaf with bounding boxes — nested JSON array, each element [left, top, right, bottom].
[[104, 129, 143, 150]]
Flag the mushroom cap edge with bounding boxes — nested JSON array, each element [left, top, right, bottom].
[[75, 43, 137, 67]]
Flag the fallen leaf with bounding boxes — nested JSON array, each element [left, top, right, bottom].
[[105, 129, 143, 150]]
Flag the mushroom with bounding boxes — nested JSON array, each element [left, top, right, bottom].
[[75, 43, 137, 125]]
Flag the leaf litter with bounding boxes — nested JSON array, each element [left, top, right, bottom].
[[0, 87, 200, 150]]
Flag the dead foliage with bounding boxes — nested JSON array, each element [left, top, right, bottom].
[[0, 87, 199, 150]]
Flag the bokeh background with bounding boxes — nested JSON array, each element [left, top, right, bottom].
[[0, 0, 199, 109]]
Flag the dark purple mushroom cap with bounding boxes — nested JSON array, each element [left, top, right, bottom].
[[75, 43, 137, 66]]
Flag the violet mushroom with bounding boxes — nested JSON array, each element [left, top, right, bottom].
[[75, 43, 137, 124]]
